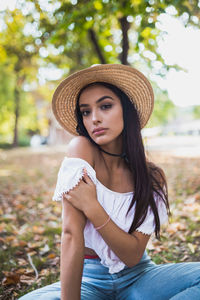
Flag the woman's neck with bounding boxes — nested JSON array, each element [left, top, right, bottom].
[[96, 134, 127, 170], [99, 146, 125, 158], [98, 149, 127, 171]]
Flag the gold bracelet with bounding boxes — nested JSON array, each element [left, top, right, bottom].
[[95, 216, 111, 230]]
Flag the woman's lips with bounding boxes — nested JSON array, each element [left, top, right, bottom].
[[93, 129, 107, 135]]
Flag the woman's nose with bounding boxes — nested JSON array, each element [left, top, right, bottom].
[[92, 110, 101, 124]]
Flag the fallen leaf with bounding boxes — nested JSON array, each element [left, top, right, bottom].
[[2, 271, 21, 286], [187, 243, 196, 253], [32, 226, 45, 234], [47, 253, 56, 259], [40, 244, 50, 255], [17, 258, 27, 266], [27, 241, 44, 249]]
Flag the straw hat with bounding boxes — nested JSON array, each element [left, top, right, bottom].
[[52, 64, 154, 135]]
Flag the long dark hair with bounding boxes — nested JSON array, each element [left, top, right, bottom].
[[75, 82, 170, 239]]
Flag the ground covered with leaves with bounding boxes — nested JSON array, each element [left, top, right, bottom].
[[0, 146, 200, 299]]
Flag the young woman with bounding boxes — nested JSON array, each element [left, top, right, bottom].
[[19, 64, 200, 300]]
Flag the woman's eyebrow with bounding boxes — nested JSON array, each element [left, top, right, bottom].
[[79, 96, 114, 108]]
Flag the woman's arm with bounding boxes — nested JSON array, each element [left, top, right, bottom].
[[61, 199, 87, 300], [60, 136, 95, 299]]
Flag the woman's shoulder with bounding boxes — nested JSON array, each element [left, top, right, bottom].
[[66, 136, 96, 167]]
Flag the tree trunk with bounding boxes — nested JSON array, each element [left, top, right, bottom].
[[119, 16, 130, 65], [88, 28, 106, 64], [12, 86, 20, 147]]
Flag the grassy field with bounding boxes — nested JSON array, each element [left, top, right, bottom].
[[0, 146, 199, 299]]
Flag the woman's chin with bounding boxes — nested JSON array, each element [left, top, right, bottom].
[[92, 135, 110, 145], [89, 132, 121, 146]]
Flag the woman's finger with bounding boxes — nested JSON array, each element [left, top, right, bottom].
[[83, 168, 93, 184], [82, 168, 89, 183], [63, 193, 71, 200]]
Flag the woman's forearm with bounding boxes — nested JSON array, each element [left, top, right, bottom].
[[85, 204, 149, 267], [61, 232, 85, 300]]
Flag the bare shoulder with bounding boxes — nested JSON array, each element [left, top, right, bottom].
[[66, 136, 96, 167]]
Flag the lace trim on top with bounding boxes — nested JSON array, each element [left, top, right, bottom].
[[52, 157, 97, 201]]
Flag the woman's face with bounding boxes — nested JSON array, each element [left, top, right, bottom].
[[78, 84, 124, 146]]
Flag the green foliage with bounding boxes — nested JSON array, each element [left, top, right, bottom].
[[148, 86, 176, 127], [0, 9, 41, 145], [193, 106, 200, 119], [32, 0, 200, 69], [0, 64, 15, 138]]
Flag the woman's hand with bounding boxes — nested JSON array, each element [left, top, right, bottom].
[[63, 168, 98, 217]]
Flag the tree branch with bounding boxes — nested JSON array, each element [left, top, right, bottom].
[[119, 16, 130, 65], [88, 28, 106, 64]]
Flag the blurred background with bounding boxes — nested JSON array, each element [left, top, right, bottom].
[[0, 0, 200, 154], [0, 1, 200, 297]]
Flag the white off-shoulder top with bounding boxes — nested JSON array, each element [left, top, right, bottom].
[[52, 157, 168, 274]]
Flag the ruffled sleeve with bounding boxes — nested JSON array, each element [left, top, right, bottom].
[[52, 157, 97, 201], [136, 192, 168, 235]]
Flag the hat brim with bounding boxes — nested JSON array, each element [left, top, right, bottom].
[[52, 64, 154, 135]]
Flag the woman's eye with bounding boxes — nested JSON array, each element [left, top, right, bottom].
[[81, 110, 90, 116], [81, 104, 112, 116], [101, 104, 112, 110]]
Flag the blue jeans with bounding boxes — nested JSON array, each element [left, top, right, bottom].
[[18, 251, 200, 300]]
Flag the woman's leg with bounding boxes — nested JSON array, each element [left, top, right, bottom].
[[18, 258, 114, 300], [17, 280, 106, 300], [18, 281, 61, 300], [117, 261, 200, 300], [81, 258, 114, 300]]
